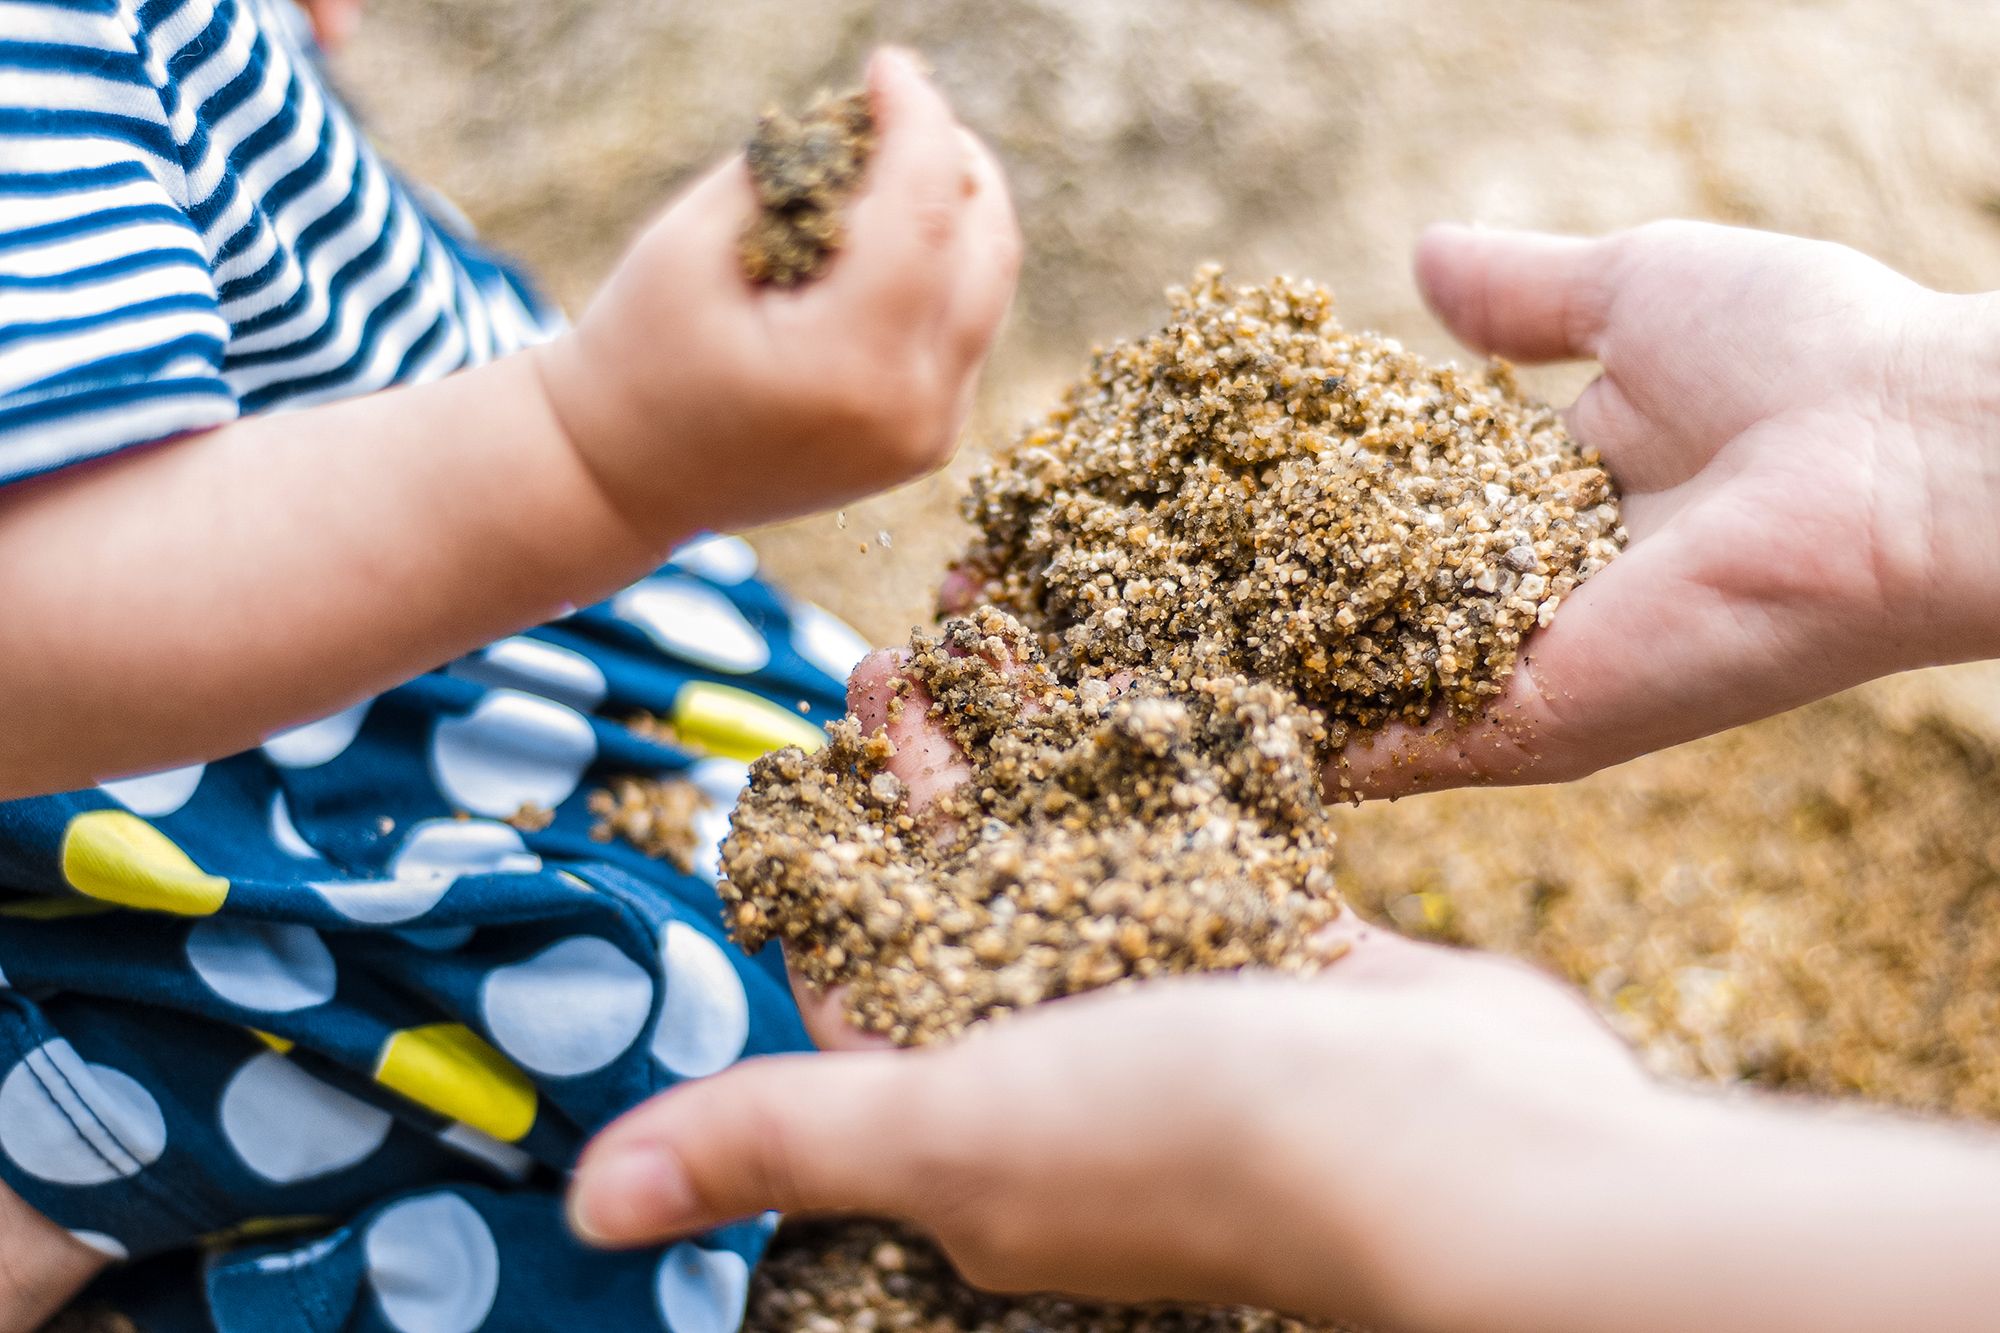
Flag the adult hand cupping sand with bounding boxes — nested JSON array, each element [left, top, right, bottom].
[[572, 920, 1665, 1328], [573, 907, 2000, 1333], [1348, 221, 2000, 795]]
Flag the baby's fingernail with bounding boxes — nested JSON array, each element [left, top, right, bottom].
[[567, 1141, 700, 1247], [872, 45, 934, 82]]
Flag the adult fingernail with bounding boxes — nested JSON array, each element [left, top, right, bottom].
[[567, 1141, 701, 1248]]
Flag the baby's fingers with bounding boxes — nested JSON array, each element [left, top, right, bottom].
[[940, 128, 1021, 379], [849, 648, 972, 815], [831, 48, 971, 331], [787, 963, 892, 1053]]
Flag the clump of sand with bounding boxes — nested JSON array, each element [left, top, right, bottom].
[[740, 87, 874, 286], [721, 607, 1344, 1045], [956, 266, 1623, 747]]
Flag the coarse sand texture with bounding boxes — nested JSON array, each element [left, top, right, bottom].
[[722, 272, 1623, 1331], [958, 266, 1623, 749]]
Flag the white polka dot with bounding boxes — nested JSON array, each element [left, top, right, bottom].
[[789, 601, 871, 683], [688, 758, 751, 807], [686, 760, 747, 882], [365, 1193, 500, 1333], [100, 763, 205, 817], [187, 920, 337, 1013], [689, 804, 733, 882], [651, 922, 749, 1078], [313, 820, 539, 925], [69, 1231, 127, 1261], [268, 792, 320, 860], [655, 1243, 749, 1333], [0, 1041, 166, 1186], [437, 1123, 533, 1182], [263, 702, 371, 768], [668, 534, 759, 584], [394, 821, 541, 882], [448, 637, 607, 712], [479, 936, 653, 1078], [430, 691, 596, 817], [614, 579, 769, 674], [219, 1052, 392, 1184]]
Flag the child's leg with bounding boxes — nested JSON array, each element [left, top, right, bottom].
[[0, 1179, 103, 1332]]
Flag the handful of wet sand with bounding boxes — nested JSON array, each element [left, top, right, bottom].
[[725, 269, 1621, 1333], [740, 88, 875, 286], [721, 268, 1623, 1044]]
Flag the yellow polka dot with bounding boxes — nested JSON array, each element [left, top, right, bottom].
[[0, 896, 116, 921], [672, 681, 824, 762], [61, 811, 228, 916], [374, 1024, 536, 1143]]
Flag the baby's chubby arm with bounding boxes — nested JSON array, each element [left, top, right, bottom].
[[0, 50, 1017, 801]]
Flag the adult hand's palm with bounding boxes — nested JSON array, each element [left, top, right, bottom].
[[1344, 221, 1993, 795]]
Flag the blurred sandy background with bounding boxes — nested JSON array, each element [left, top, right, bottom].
[[337, 0, 2000, 647]]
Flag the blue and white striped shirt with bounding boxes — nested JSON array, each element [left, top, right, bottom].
[[0, 0, 558, 486]]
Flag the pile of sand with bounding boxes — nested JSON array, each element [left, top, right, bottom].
[[723, 276, 1616, 1329]]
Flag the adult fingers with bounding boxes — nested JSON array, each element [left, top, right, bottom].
[[569, 1048, 934, 1248], [1327, 534, 1769, 798], [1415, 224, 1618, 364]]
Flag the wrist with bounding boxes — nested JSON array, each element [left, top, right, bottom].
[[529, 331, 694, 557], [1883, 290, 2000, 665], [1378, 1079, 1693, 1333]]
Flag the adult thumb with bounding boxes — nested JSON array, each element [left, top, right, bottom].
[[567, 1049, 928, 1248]]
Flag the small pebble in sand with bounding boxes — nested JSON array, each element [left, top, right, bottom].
[[740, 87, 875, 286]]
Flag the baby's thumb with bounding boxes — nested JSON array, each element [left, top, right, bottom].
[[567, 1050, 928, 1247]]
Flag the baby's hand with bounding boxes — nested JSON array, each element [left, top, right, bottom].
[[1344, 221, 2000, 795], [536, 49, 1020, 545]]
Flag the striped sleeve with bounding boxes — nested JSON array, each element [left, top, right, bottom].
[[0, 0, 234, 486]]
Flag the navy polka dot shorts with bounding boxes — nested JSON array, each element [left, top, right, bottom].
[[0, 535, 862, 1331]]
